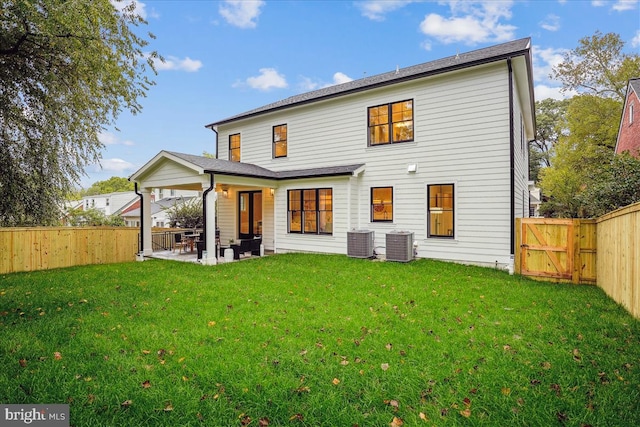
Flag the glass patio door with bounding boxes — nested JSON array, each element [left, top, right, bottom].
[[238, 191, 263, 240]]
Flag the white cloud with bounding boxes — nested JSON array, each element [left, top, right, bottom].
[[237, 68, 288, 91], [612, 0, 638, 11], [532, 45, 567, 84], [99, 158, 137, 173], [419, 1, 517, 45], [540, 14, 560, 31], [591, 0, 606, 6], [534, 84, 572, 101], [98, 131, 134, 147], [153, 56, 203, 72], [219, 0, 265, 29], [111, 0, 147, 19], [631, 30, 640, 47], [299, 72, 355, 91], [356, 0, 415, 21]]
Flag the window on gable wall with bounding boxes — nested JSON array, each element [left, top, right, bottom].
[[273, 124, 287, 158], [229, 133, 241, 162], [630, 102, 635, 125], [368, 100, 414, 146], [427, 184, 454, 238], [371, 187, 393, 222], [288, 188, 332, 234]]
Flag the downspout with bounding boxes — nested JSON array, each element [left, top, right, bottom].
[[202, 172, 215, 251], [134, 182, 143, 255], [206, 125, 219, 159], [507, 58, 515, 256]]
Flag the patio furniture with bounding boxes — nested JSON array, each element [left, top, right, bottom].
[[173, 233, 186, 253]]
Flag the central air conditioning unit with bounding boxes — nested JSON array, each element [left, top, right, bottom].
[[347, 230, 375, 258], [386, 231, 414, 262]]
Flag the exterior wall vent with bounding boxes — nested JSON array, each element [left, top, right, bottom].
[[385, 231, 414, 262], [347, 230, 375, 258]]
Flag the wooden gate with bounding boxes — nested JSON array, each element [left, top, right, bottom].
[[515, 218, 596, 284]]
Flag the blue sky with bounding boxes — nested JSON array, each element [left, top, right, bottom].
[[86, 0, 640, 188]]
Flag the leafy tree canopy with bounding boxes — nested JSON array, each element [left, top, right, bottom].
[[538, 32, 640, 218], [78, 176, 135, 198], [0, 0, 158, 226], [64, 208, 125, 227], [552, 31, 640, 101], [167, 198, 203, 229]]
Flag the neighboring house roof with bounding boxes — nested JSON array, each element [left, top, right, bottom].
[[615, 78, 640, 157], [206, 37, 533, 128]]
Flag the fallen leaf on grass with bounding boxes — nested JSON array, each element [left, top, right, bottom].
[[381, 363, 389, 371], [19, 359, 27, 367], [384, 399, 399, 410], [390, 416, 404, 427], [419, 412, 428, 421], [259, 418, 270, 426], [163, 402, 173, 412], [332, 378, 341, 385], [289, 414, 304, 421], [460, 408, 471, 418], [240, 415, 251, 425], [501, 387, 511, 395], [121, 400, 133, 408], [54, 352, 62, 360], [208, 321, 216, 327], [141, 380, 151, 389]]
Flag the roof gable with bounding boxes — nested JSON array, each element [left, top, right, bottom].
[[206, 38, 532, 128]]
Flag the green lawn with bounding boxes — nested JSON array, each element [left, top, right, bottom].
[[1, 253, 638, 426]]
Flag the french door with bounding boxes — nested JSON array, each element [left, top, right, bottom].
[[238, 191, 263, 240]]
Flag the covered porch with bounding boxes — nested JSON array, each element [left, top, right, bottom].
[[129, 151, 279, 265]]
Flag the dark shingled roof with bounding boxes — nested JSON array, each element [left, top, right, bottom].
[[206, 38, 531, 128], [167, 151, 364, 180], [630, 78, 640, 95]]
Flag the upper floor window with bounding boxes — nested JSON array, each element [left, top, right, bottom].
[[273, 124, 287, 158], [229, 133, 241, 162], [288, 188, 332, 234], [427, 184, 454, 238], [371, 187, 393, 222], [368, 99, 414, 146], [630, 102, 635, 125]]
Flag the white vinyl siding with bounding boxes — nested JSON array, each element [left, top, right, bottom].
[[217, 61, 530, 266]]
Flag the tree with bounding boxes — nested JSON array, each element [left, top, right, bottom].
[[530, 98, 568, 182], [64, 208, 125, 227], [167, 198, 203, 229], [0, 0, 158, 226], [80, 176, 135, 197], [577, 153, 640, 218], [552, 31, 640, 102], [538, 31, 640, 217], [539, 95, 621, 217]]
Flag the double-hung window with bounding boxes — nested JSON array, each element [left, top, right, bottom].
[[427, 184, 454, 238], [368, 99, 414, 146], [288, 188, 333, 234], [273, 124, 287, 158], [371, 187, 393, 222], [229, 133, 241, 162]]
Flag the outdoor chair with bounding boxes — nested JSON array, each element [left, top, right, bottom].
[[173, 233, 186, 253]]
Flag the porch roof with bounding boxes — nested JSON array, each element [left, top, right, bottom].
[[166, 151, 365, 180], [129, 150, 365, 185]]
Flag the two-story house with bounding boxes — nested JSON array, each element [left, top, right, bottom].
[[130, 38, 535, 267]]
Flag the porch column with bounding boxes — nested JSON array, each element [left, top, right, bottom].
[[202, 184, 218, 265], [141, 188, 153, 256]]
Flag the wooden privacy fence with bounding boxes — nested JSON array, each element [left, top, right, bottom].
[[596, 202, 640, 319], [516, 201, 640, 319], [0, 227, 139, 274], [515, 218, 597, 284]]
